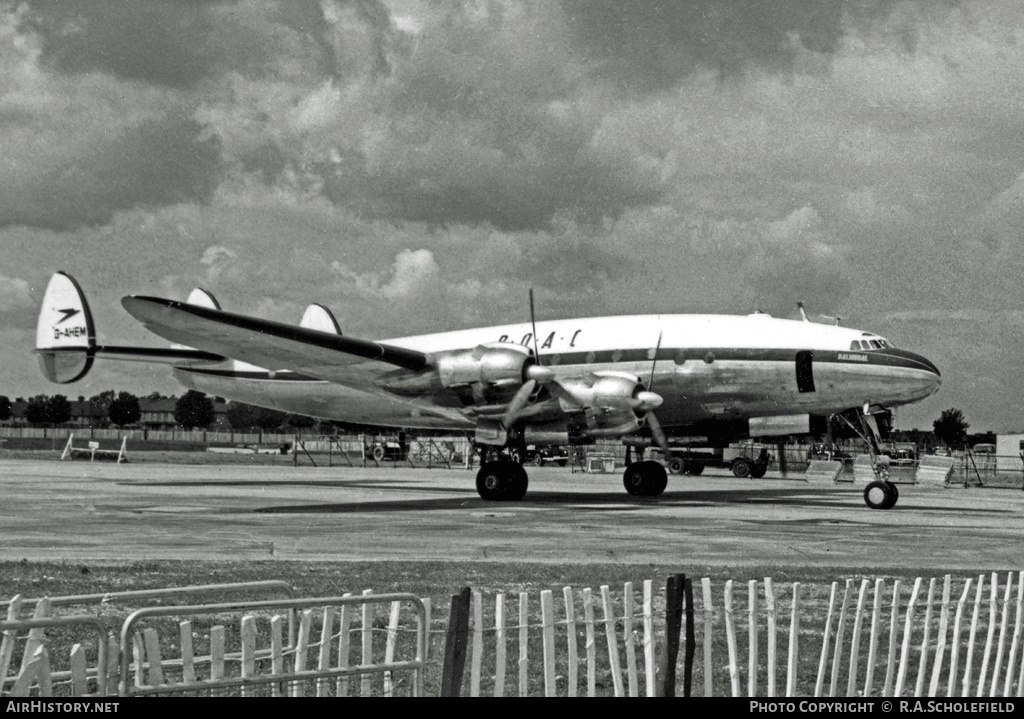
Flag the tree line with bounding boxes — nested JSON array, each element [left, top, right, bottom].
[[0, 390, 319, 432], [0, 393, 990, 447]]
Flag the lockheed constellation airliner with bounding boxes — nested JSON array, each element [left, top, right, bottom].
[[35, 272, 940, 508]]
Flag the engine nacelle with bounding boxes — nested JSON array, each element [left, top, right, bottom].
[[559, 371, 648, 436], [437, 344, 533, 387]]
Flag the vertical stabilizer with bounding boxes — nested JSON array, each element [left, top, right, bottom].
[[185, 287, 221, 310], [299, 303, 342, 334], [35, 272, 96, 383]]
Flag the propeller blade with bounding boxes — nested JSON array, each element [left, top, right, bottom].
[[649, 331, 662, 390], [529, 288, 541, 363], [501, 378, 537, 429], [646, 410, 669, 452], [644, 332, 667, 451]]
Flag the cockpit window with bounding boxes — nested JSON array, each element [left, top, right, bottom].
[[850, 338, 896, 350]]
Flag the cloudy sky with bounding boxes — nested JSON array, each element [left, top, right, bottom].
[[3, 0, 1024, 432]]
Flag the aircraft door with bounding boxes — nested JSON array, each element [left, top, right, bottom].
[[795, 350, 815, 393]]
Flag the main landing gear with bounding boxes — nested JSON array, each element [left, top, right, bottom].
[[473, 444, 669, 501], [476, 461, 529, 501], [622, 461, 668, 497]]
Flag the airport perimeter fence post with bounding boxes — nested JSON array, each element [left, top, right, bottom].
[[683, 577, 695, 697], [661, 573, 686, 697], [440, 586, 472, 697]]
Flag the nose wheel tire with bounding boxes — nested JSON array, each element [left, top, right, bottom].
[[477, 461, 529, 501], [623, 461, 668, 497], [864, 480, 898, 509]]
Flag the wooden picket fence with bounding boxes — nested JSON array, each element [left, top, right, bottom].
[[4, 573, 1024, 697], [449, 581, 667, 697], [705, 572, 1024, 698], [441, 572, 1024, 697]]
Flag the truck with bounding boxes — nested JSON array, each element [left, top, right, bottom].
[[523, 445, 570, 467], [660, 442, 772, 478], [364, 437, 407, 462]]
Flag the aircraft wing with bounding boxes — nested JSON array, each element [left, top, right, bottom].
[[121, 296, 429, 386]]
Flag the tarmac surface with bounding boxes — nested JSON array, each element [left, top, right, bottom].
[[2, 458, 1022, 571]]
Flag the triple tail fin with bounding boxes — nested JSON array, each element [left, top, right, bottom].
[[299, 303, 342, 334], [35, 272, 225, 385]]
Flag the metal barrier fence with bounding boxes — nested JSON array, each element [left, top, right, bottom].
[[1, 616, 112, 697], [118, 594, 427, 697], [11, 580, 297, 616]]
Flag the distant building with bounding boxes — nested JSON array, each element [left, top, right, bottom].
[[996, 432, 1024, 471], [139, 397, 177, 431]]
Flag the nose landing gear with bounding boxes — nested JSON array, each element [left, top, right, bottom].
[[863, 479, 899, 510], [836, 409, 901, 509]]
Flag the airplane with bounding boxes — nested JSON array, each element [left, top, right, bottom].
[[35, 271, 941, 509]]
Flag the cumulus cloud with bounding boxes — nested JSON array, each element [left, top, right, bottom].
[[0, 275, 33, 313], [332, 248, 440, 299], [200, 245, 241, 285], [6, 0, 1024, 429]]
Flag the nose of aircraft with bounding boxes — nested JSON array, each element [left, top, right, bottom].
[[896, 349, 942, 400]]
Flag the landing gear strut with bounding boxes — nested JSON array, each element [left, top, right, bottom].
[[623, 461, 668, 497], [837, 409, 900, 509]]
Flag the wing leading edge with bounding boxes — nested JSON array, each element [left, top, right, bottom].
[[120, 296, 429, 386]]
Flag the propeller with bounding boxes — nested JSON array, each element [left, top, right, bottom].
[[502, 290, 669, 452], [501, 364, 554, 429], [500, 289, 551, 430]]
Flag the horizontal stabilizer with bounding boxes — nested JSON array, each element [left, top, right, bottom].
[[93, 346, 225, 364], [172, 287, 222, 350], [35, 272, 226, 384], [299, 304, 342, 334], [121, 296, 429, 383]]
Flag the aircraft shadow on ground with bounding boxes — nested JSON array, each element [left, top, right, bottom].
[[249, 485, 996, 516], [126, 480, 1008, 516]]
